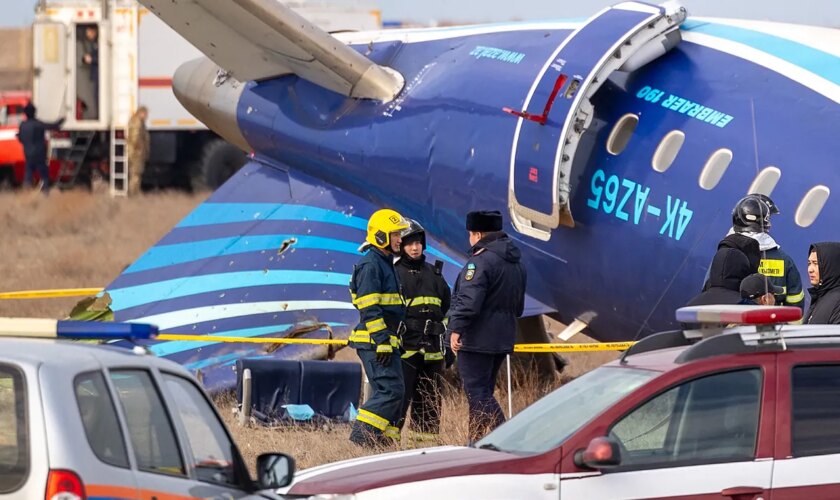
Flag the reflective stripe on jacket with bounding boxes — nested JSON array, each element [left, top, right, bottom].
[[348, 247, 405, 350]]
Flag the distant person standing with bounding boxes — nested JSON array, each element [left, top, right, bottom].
[[447, 210, 526, 442], [805, 243, 840, 324], [731, 195, 805, 310], [127, 106, 150, 195], [79, 25, 99, 120], [16, 103, 64, 193]]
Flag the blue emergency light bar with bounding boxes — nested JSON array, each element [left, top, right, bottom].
[[676, 305, 802, 325], [0, 318, 157, 340]]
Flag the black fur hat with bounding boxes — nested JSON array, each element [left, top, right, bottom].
[[466, 210, 503, 232]]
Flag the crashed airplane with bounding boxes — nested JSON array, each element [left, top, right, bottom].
[[99, 0, 839, 389]]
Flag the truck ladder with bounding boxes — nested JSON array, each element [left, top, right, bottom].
[[55, 131, 96, 189], [110, 127, 128, 196]]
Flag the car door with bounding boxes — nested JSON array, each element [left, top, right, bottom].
[[770, 350, 840, 499], [108, 368, 253, 499], [158, 370, 258, 498], [561, 365, 775, 500]]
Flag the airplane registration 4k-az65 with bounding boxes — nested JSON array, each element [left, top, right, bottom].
[[100, 0, 839, 390]]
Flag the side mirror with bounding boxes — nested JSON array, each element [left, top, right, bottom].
[[573, 436, 621, 470], [256, 453, 295, 489]]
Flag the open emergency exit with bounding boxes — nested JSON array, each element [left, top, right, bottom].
[[507, 1, 686, 241]]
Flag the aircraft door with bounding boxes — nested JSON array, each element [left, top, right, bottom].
[[32, 22, 68, 123], [508, 2, 685, 241]]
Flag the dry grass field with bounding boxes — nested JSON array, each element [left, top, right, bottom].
[[0, 189, 618, 471]]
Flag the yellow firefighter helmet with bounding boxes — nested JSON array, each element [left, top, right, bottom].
[[366, 209, 409, 249]]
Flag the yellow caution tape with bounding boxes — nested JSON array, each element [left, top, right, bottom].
[[158, 334, 347, 345], [0, 288, 104, 299], [514, 342, 635, 353], [157, 334, 633, 352]]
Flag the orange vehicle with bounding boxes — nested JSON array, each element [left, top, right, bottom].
[[0, 91, 63, 188]]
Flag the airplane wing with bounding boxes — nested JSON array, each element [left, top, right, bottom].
[[139, 0, 404, 101], [101, 159, 552, 390]]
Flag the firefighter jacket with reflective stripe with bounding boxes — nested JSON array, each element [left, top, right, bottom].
[[396, 255, 451, 352], [758, 247, 805, 310], [348, 247, 405, 350]]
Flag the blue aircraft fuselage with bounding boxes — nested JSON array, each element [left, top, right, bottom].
[[105, 13, 840, 389], [232, 21, 840, 341]]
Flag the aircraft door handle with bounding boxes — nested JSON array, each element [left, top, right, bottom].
[[720, 486, 764, 500]]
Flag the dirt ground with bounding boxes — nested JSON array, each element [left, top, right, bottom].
[[0, 189, 206, 317], [0, 188, 619, 470]]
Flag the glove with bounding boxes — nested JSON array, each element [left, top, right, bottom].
[[375, 344, 393, 366], [444, 347, 456, 369]]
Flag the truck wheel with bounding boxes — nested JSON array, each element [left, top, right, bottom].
[[199, 139, 247, 190]]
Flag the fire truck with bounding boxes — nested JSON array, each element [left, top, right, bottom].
[[31, 0, 381, 194], [0, 91, 66, 188]]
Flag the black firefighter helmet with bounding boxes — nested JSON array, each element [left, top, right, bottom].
[[732, 194, 776, 233], [401, 219, 426, 249]]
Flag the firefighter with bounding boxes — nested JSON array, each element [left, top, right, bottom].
[[447, 210, 526, 442], [127, 106, 149, 196], [348, 208, 409, 447], [16, 102, 64, 192], [732, 194, 805, 310], [394, 219, 451, 442]]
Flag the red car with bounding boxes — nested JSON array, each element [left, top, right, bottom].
[[0, 91, 64, 188], [273, 305, 840, 499]]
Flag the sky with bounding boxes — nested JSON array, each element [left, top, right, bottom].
[[3, 0, 840, 28]]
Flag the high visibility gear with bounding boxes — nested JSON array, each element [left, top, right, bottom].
[[395, 250, 450, 436], [396, 351, 443, 436], [366, 209, 409, 249], [348, 247, 405, 350], [349, 349, 405, 447], [396, 254, 450, 352], [758, 246, 804, 310], [348, 243, 406, 447]]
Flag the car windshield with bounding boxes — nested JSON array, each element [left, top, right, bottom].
[[475, 366, 658, 454]]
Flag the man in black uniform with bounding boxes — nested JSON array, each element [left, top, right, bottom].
[[16, 103, 64, 192], [447, 210, 526, 442], [395, 219, 451, 442]]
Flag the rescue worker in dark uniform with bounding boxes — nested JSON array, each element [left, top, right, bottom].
[[689, 247, 753, 306], [447, 210, 526, 442], [16, 103, 64, 192], [348, 208, 409, 447], [394, 219, 451, 442], [732, 195, 805, 310], [805, 242, 840, 325]]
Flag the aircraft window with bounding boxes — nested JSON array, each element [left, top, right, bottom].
[[795, 185, 830, 228], [747, 166, 781, 196], [606, 113, 639, 156], [698, 148, 733, 190], [651, 130, 685, 173]]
